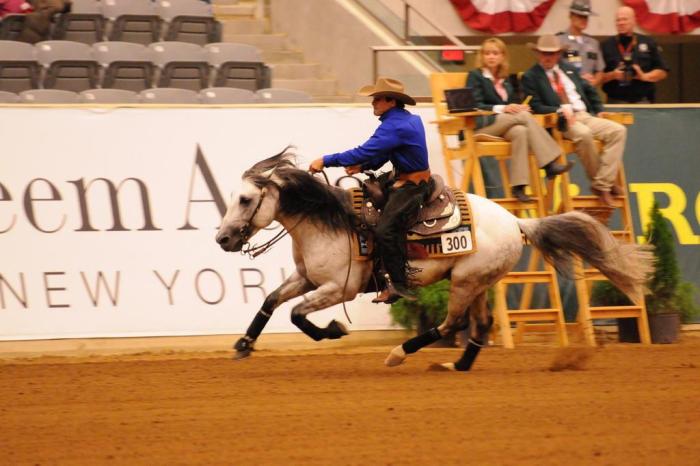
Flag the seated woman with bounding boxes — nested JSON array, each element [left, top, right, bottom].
[[467, 37, 572, 202]]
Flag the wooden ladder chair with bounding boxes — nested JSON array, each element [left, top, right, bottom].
[[551, 113, 651, 345], [430, 72, 568, 348]]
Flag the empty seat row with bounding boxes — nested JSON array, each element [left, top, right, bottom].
[[0, 87, 314, 104], [0, 0, 219, 45], [0, 40, 270, 93]]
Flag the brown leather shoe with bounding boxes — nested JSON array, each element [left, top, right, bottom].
[[544, 160, 575, 179], [610, 184, 625, 196], [511, 185, 532, 203], [591, 187, 615, 207]]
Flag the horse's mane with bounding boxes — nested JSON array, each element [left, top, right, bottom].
[[243, 147, 357, 232]]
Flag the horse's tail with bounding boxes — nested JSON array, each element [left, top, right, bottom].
[[517, 211, 654, 305]]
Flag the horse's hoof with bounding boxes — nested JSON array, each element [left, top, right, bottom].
[[233, 350, 252, 360], [427, 362, 456, 372], [326, 320, 349, 340], [384, 345, 406, 367]]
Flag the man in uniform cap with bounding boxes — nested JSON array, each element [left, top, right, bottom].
[[556, 0, 604, 86], [310, 77, 431, 303]]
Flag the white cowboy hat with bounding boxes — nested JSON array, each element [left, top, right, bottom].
[[357, 77, 416, 106], [527, 34, 566, 53]]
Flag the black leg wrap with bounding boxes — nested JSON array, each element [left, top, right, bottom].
[[402, 327, 442, 354], [291, 312, 326, 341], [454, 338, 484, 371], [246, 310, 272, 341]]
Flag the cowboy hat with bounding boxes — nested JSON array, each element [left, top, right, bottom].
[[569, 0, 597, 17], [357, 77, 416, 105], [527, 34, 566, 53]]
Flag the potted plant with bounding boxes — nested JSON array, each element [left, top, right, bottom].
[[644, 202, 700, 342], [592, 202, 700, 343], [390, 279, 457, 347]]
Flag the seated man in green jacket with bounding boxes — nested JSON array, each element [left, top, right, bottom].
[[522, 35, 627, 207]]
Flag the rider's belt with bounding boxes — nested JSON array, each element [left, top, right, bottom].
[[396, 169, 431, 185]]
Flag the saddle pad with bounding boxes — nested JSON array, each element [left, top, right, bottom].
[[349, 188, 477, 260], [405, 189, 477, 259]]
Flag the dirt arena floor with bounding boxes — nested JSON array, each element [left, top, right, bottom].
[[2, 335, 699, 466]]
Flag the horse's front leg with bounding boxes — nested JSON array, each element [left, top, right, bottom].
[[234, 271, 314, 359], [290, 282, 350, 341]]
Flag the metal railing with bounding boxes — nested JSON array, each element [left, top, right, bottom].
[[371, 45, 480, 82], [364, 1, 479, 83]]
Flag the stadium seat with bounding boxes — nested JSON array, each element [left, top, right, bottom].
[[139, 87, 200, 103], [205, 42, 262, 64], [0, 14, 27, 41], [0, 41, 41, 93], [156, 0, 213, 22], [51, 0, 106, 44], [148, 41, 209, 91], [212, 61, 270, 91], [199, 87, 256, 104], [93, 41, 155, 91], [36, 40, 100, 92], [80, 88, 140, 103], [205, 42, 268, 91], [19, 89, 81, 103], [164, 16, 221, 45], [0, 90, 20, 103], [104, 0, 162, 45], [255, 87, 312, 103]]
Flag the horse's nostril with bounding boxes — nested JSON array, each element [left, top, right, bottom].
[[217, 235, 229, 245]]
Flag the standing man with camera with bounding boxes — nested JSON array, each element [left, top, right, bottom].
[[601, 6, 669, 103], [556, 0, 604, 87]]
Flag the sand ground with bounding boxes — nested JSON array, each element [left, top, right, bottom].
[[1, 335, 699, 465]]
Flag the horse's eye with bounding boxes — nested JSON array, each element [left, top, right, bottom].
[[239, 195, 251, 206]]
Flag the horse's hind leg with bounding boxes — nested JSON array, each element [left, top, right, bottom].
[[290, 283, 349, 341], [385, 284, 475, 367], [234, 271, 313, 359], [443, 291, 492, 371]]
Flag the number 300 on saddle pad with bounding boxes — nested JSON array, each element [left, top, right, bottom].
[[440, 228, 473, 254]]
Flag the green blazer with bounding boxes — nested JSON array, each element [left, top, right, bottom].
[[521, 62, 603, 115], [467, 68, 517, 129]]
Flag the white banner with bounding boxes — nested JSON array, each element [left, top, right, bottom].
[[0, 106, 445, 340]]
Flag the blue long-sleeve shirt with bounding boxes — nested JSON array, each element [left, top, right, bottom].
[[322, 107, 429, 174]]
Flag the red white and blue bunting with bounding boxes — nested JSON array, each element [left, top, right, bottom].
[[449, 0, 556, 33]]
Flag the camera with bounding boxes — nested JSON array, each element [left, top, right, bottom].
[[618, 58, 635, 86]]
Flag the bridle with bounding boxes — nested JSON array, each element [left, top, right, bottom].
[[238, 167, 302, 259]]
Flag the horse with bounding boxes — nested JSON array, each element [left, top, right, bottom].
[[215, 148, 653, 371]]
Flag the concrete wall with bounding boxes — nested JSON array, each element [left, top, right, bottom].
[[270, 0, 436, 98]]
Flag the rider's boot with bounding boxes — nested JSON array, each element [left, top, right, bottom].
[[372, 273, 416, 304]]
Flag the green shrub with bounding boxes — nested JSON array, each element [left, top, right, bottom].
[[390, 280, 450, 330], [643, 202, 700, 321]]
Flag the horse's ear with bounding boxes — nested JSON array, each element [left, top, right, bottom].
[[247, 146, 298, 176]]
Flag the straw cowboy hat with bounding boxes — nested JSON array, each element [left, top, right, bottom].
[[527, 34, 566, 53], [357, 77, 416, 105]]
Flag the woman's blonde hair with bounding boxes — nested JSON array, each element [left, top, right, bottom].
[[476, 37, 510, 79]]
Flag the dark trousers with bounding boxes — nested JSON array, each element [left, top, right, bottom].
[[375, 180, 432, 287]]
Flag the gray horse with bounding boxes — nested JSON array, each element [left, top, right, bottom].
[[216, 149, 653, 371]]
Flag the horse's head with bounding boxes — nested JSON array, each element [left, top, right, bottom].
[[216, 178, 280, 252], [216, 147, 297, 252]]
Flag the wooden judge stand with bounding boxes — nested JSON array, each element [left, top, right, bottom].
[[429, 72, 649, 347]]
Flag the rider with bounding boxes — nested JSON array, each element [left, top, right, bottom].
[[309, 77, 430, 304]]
